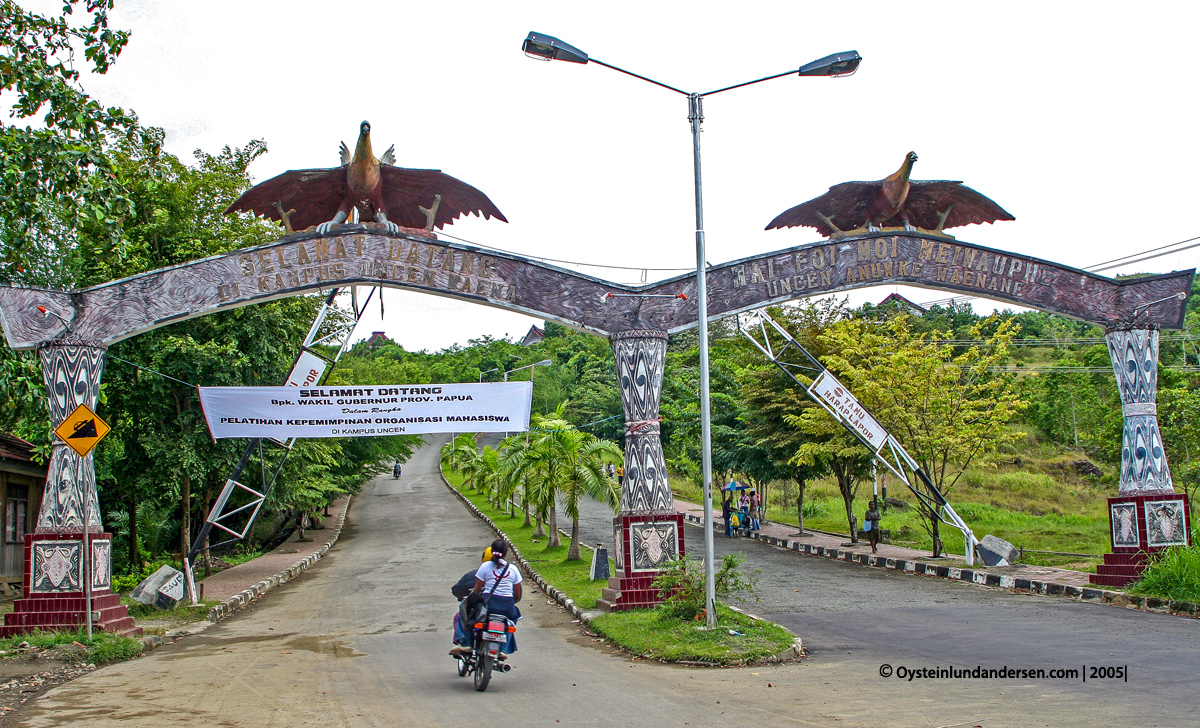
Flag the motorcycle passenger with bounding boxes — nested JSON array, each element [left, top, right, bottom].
[[450, 539, 522, 658]]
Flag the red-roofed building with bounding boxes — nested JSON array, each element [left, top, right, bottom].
[[0, 433, 45, 594], [520, 325, 545, 347]]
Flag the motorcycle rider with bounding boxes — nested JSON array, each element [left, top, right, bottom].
[[392, 461, 402, 479], [450, 539, 522, 658]]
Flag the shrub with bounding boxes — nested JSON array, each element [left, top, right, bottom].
[[802, 498, 830, 518], [652, 553, 759, 621], [1130, 541, 1200, 603]]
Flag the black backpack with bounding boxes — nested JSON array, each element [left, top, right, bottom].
[[451, 570, 476, 600]]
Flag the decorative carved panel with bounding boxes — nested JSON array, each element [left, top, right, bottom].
[[1, 230, 1191, 352], [30, 541, 83, 593]]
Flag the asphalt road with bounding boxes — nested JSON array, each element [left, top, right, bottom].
[[14, 437, 1199, 728]]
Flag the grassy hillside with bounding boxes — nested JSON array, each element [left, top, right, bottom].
[[671, 432, 1115, 571]]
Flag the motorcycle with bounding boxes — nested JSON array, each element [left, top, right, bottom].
[[392, 466, 401, 479], [452, 603, 515, 691]]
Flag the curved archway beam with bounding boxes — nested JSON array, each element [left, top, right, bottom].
[[0, 229, 1192, 350]]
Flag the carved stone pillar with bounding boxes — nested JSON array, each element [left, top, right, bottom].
[[1092, 326, 1191, 588], [1, 339, 137, 636], [600, 329, 684, 612], [37, 339, 105, 533]]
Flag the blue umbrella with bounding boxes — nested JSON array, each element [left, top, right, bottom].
[[723, 481, 749, 491]]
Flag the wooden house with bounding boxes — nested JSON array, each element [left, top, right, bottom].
[[0, 433, 45, 595]]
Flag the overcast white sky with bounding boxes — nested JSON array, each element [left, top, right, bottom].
[[57, 1, 1200, 350]]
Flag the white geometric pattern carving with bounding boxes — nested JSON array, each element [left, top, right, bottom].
[[1106, 328, 1175, 495], [611, 330, 673, 514], [31, 541, 83, 593], [37, 341, 106, 532]]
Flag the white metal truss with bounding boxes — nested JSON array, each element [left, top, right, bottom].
[[736, 309, 978, 564], [184, 286, 375, 602]]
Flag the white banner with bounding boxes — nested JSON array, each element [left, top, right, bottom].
[[810, 371, 888, 451], [198, 382, 533, 439]]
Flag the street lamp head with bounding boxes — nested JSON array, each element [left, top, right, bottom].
[[522, 32, 589, 64], [534, 359, 552, 367], [797, 50, 862, 78]]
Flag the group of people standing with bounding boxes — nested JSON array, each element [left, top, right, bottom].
[[604, 462, 623, 484], [721, 489, 762, 537], [718, 487, 885, 554]]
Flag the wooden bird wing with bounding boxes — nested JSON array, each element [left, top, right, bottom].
[[225, 167, 348, 231], [765, 182, 882, 235], [903, 181, 1015, 229], [379, 166, 507, 229]]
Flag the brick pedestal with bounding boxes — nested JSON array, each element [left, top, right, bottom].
[[1091, 493, 1190, 588], [1, 532, 140, 637], [598, 513, 684, 611]]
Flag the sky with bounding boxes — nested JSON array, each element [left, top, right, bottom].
[[49, 0, 1200, 351]]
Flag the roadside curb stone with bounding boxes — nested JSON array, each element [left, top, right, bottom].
[[681, 512, 1198, 620], [204, 495, 352, 623]]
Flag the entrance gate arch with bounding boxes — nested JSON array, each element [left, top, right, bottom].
[[0, 226, 1192, 626]]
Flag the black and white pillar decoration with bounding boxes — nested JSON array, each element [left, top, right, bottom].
[[36, 339, 105, 533], [1105, 326, 1174, 495], [610, 329, 673, 514]]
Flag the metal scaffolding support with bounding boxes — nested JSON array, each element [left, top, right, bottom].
[[183, 286, 375, 603], [736, 309, 978, 564]]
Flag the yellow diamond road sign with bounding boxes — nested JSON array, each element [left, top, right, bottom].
[[53, 404, 111, 458]]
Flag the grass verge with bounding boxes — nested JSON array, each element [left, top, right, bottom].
[[0, 628, 143, 664], [1130, 543, 1200, 603], [590, 605, 795, 665], [443, 466, 797, 664]]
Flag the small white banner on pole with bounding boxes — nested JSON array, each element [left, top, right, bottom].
[[198, 382, 532, 439], [810, 371, 888, 451], [283, 350, 328, 389]]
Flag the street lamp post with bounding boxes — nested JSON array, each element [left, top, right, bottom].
[[524, 32, 861, 628], [503, 358, 553, 382]]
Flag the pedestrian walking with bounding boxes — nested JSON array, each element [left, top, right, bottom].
[[721, 496, 733, 538], [616, 465, 624, 485], [864, 500, 882, 553]]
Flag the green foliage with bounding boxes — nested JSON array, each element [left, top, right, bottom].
[[0, 628, 143, 665], [1, 0, 136, 279], [651, 552, 759, 621], [1130, 542, 1200, 603]]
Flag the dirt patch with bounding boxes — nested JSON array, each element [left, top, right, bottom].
[[0, 644, 99, 726]]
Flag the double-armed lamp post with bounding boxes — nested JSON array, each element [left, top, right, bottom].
[[523, 32, 861, 628], [504, 358, 552, 382]]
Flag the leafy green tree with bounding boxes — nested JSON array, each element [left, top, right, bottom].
[[1, 0, 136, 278], [816, 315, 1025, 556], [738, 301, 845, 533], [1159, 387, 1200, 521]]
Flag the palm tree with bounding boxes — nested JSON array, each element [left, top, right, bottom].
[[440, 433, 482, 489], [476, 446, 503, 508], [500, 434, 548, 537], [519, 410, 622, 559]]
